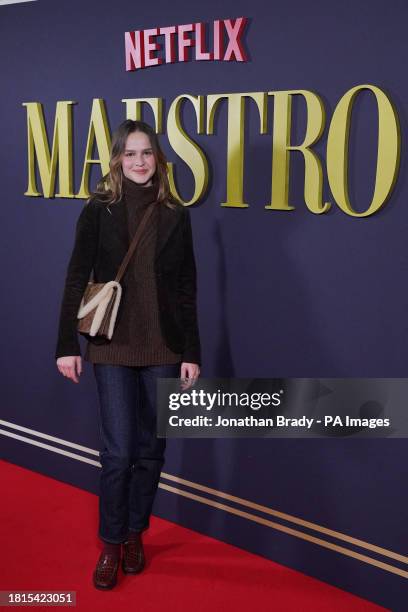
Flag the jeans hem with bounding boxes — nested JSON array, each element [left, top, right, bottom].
[[99, 534, 127, 545], [129, 525, 148, 534]]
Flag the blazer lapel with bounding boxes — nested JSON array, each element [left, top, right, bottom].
[[155, 203, 182, 261], [106, 198, 129, 251]]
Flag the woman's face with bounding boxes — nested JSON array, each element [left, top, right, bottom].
[[121, 131, 157, 186]]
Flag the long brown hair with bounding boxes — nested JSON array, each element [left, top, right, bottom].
[[88, 120, 178, 208]]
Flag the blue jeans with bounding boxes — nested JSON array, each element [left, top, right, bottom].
[[93, 362, 180, 544]]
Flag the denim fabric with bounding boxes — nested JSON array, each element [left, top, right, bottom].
[[93, 362, 180, 543]]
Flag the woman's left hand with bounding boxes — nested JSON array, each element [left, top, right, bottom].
[[180, 362, 200, 390]]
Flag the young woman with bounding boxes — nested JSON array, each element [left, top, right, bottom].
[[55, 120, 201, 590]]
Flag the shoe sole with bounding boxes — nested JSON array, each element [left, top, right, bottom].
[[93, 572, 118, 590], [122, 562, 145, 575]]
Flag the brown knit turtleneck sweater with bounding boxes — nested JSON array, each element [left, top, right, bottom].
[[84, 176, 181, 366]]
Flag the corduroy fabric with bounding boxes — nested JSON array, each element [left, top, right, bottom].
[[84, 177, 181, 366]]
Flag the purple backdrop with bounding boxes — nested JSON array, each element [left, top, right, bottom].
[[1, 0, 407, 608]]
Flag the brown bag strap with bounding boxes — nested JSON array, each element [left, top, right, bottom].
[[114, 201, 156, 283]]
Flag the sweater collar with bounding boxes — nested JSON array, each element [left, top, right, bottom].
[[122, 175, 159, 205]]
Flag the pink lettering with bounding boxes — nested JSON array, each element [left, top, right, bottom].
[[143, 28, 162, 67], [178, 23, 195, 62], [223, 17, 248, 62], [124, 30, 144, 71], [124, 17, 249, 70], [195, 22, 213, 61], [213, 20, 223, 61], [159, 25, 177, 63]]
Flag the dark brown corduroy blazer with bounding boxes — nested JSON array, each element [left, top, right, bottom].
[[55, 197, 201, 365]]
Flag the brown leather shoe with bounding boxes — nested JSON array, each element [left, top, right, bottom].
[[122, 532, 145, 574], [93, 547, 120, 590]]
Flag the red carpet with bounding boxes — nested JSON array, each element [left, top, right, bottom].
[[1, 460, 385, 611]]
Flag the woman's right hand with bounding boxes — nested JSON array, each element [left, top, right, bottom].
[[56, 356, 82, 383]]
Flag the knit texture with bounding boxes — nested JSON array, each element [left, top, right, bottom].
[[84, 176, 181, 366]]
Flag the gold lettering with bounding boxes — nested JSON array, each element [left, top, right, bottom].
[[166, 95, 208, 206], [206, 92, 267, 207], [76, 99, 111, 199], [266, 90, 328, 212], [327, 84, 400, 217], [22, 101, 75, 198], [122, 97, 163, 133]]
